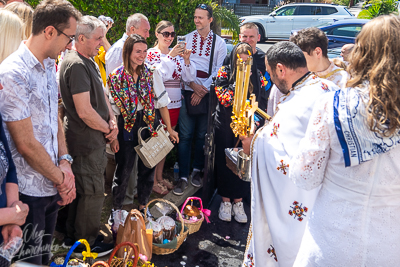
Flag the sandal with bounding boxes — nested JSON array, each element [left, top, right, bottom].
[[159, 179, 174, 190], [152, 182, 168, 195]]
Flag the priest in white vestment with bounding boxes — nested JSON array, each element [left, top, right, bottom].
[[241, 42, 339, 267]]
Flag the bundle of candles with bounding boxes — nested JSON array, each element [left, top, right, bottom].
[[230, 52, 271, 137]]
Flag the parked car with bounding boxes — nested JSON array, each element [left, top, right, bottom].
[[240, 3, 354, 41], [291, 19, 369, 48]]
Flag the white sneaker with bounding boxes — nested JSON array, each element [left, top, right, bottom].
[[232, 201, 247, 223], [218, 202, 232, 222]]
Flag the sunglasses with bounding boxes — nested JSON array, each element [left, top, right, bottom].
[[160, 31, 176, 38], [53, 25, 75, 45], [196, 4, 212, 14]]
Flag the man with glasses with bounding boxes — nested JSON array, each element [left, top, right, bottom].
[[173, 4, 226, 195], [0, 0, 81, 264], [59, 15, 117, 256]]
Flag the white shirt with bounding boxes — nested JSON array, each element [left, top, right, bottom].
[[105, 33, 128, 77], [146, 47, 196, 109], [0, 42, 59, 197], [184, 30, 226, 90]]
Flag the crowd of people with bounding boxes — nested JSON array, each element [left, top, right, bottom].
[[0, 0, 399, 266]]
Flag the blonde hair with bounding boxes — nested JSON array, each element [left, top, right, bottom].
[[5, 2, 33, 39], [154, 20, 173, 46], [347, 15, 400, 137], [0, 9, 23, 63]]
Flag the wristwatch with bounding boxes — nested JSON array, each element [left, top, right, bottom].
[[59, 154, 73, 165]]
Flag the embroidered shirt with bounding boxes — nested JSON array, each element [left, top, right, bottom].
[[146, 47, 196, 109], [184, 30, 227, 91], [105, 33, 128, 77], [315, 61, 349, 89], [0, 42, 59, 197]]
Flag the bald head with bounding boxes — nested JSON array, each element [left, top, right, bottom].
[[340, 44, 354, 62]]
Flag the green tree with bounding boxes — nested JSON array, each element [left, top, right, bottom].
[[358, 0, 398, 19]]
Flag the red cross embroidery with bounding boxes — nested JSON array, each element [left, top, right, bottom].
[[270, 123, 280, 137], [277, 159, 289, 175]]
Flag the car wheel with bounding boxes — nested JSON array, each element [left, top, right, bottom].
[[256, 24, 266, 42]]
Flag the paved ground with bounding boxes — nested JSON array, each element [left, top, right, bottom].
[[151, 189, 251, 267]]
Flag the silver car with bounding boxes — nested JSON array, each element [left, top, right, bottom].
[[240, 3, 354, 41]]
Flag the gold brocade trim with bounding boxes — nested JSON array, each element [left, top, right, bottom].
[[317, 68, 344, 79], [245, 223, 253, 252]]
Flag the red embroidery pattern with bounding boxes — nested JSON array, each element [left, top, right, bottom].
[[146, 51, 160, 63], [191, 31, 213, 57], [321, 82, 329, 91], [267, 245, 278, 262], [288, 201, 308, 222], [243, 253, 255, 267], [271, 123, 280, 137], [277, 159, 289, 175], [215, 86, 233, 107]]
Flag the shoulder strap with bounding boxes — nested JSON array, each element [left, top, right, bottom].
[[208, 33, 217, 78]]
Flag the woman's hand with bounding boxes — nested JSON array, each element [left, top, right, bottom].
[[9, 201, 29, 226], [168, 44, 185, 58], [181, 49, 192, 65], [168, 129, 179, 144], [111, 139, 120, 153]]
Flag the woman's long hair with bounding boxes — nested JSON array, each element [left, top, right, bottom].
[[347, 15, 400, 137], [0, 10, 24, 64], [154, 20, 174, 47], [5, 2, 33, 39], [122, 34, 147, 76], [231, 43, 254, 93]]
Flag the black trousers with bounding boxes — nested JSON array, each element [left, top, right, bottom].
[[16, 193, 60, 265], [112, 112, 157, 209]]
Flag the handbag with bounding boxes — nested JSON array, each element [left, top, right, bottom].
[[115, 210, 153, 261], [184, 33, 216, 115], [134, 123, 174, 169]]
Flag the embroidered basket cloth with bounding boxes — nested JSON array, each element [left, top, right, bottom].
[[134, 124, 174, 169]]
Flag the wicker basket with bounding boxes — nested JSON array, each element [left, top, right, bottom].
[[180, 197, 207, 235], [144, 198, 189, 255], [50, 239, 97, 267], [107, 242, 139, 267]]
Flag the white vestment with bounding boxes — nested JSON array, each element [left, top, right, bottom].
[[315, 62, 349, 89], [290, 87, 400, 266], [243, 73, 339, 267]]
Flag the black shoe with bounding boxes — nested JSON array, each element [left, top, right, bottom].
[[62, 236, 74, 249], [191, 171, 202, 188], [173, 179, 188, 196], [95, 234, 104, 243], [91, 242, 114, 257], [108, 209, 115, 226]]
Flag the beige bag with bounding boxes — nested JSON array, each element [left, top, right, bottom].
[[116, 209, 153, 261], [134, 124, 174, 168]]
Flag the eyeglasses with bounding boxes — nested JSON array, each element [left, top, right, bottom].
[[196, 4, 212, 14], [160, 31, 176, 38], [53, 25, 75, 45]]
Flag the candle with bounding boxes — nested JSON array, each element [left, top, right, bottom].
[[233, 57, 241, 117], [241, 56, 252, 115]]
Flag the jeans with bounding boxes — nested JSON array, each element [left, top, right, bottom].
[[112, 113, 156, 209], [16, 193, 60, 265], [66, 147, 107, 246], [178, 96, 208, 178]]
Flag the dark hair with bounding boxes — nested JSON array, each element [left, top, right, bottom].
[[289, 27, 328, 58], [266, 41, 307, 71], [31, 0, 81, 36], [122, 34, 147, 76], [196, 4, 213, 19], [0, 0, 6, 5]]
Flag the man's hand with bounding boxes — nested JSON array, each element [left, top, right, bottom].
[[9, 201, 29, 226], [239, 134, 254, 155], [57, 188, 76, 206], [110, 139, 119, 153], [105, 118, 118, 142], [189, 82, 208, 98], [191, 93, 203, 106], [58, 160, 74, 192], [1, 224, 22, 244]]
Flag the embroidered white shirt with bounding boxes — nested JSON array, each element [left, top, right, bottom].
[[0, 42, 59, 197], [184, 30, 226, 91]]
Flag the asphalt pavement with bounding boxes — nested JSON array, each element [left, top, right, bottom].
[[151, 189, 251, 267]]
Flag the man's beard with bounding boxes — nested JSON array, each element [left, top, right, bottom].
[[271, 74, 290, 95]]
